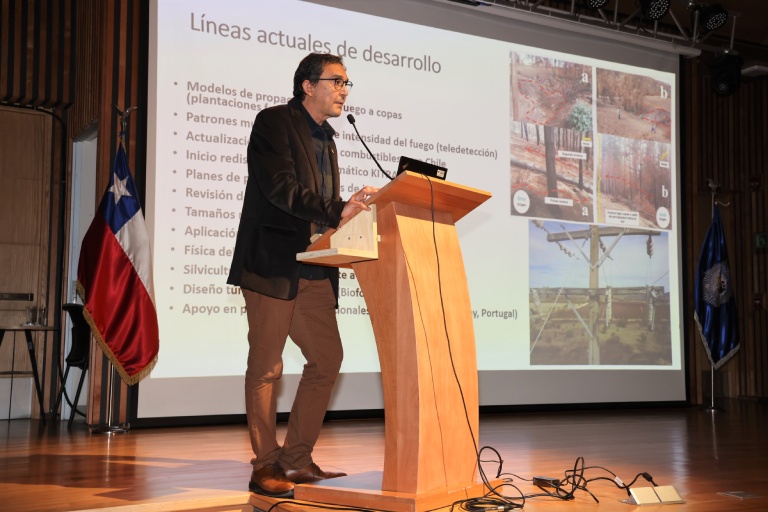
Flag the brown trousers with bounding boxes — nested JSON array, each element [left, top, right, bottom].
[[242, 279, 343, 471]]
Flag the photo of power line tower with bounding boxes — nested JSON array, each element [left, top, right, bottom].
[[528, 219, 672, 366]]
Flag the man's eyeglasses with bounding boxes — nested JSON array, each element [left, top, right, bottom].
[[317, 77, 353, 91]]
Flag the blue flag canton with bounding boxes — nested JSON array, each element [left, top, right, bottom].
[[99, 143, 142, 234]]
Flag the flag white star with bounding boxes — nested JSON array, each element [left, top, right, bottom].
[[109, 172, 132, 205]]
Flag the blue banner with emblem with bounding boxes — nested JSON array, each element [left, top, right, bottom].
[[693, 206, 739, 369]]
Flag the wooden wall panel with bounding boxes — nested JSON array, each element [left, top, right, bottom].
[[682, 57, 768, 403], [0, 107, 53, 418], [0, 107, 51, 318], [0, 0, 75, 108], [1, 0, 75, 420], [69, 0, 99, 138]]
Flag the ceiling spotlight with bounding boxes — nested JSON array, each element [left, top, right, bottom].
[[700, 4, 728, 32], [583, 0, 609, 9], [640, 0, 671, 21]]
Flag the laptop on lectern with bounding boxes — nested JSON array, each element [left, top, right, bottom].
[[396, 156, 448, 180]]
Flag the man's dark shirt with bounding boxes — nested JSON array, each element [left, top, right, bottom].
[[299, 104, 334, 281]]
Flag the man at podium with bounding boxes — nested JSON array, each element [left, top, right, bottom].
[[227, 52, 378, 498]]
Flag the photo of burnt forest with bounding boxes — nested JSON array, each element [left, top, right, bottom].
[[595, 69, 671, 144], [597, 134, 673, 230], [511, 52, 593, 128], [528, 219, 672, 366], [510, 122, 593, 222]]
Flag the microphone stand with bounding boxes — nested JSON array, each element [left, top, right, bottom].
[[346, 115, 394, 181]]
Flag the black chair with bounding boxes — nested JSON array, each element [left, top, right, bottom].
[[53, 303, 91, 428]]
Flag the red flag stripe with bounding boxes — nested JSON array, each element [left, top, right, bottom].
[[78, 215, 158, 383]]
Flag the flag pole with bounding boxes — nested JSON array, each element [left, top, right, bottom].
[[703, 180, 729, 413], [88, 106, 138, 434]]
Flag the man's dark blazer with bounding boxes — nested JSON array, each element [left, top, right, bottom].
[[227, 97, 346, 300]]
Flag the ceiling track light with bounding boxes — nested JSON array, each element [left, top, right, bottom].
[[698, 4, 728, 32], [640, 0, 671, 21], [582, 0, 609, 9]]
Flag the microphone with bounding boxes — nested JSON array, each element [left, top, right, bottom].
[[346, 114, 394, 181]]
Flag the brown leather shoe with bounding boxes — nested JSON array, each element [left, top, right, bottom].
[[284, 462, 347, 484], [248, 463, 295, 497]]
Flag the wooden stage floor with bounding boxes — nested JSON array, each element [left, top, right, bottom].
[[2, 399, 767, 512]]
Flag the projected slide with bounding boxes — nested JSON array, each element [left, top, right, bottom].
[[144, 0, 683, 416]]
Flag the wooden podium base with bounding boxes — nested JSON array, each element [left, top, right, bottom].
[[248, 471, 497, 512]]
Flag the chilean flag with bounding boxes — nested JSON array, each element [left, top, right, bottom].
[[77, 141, 159, 385]]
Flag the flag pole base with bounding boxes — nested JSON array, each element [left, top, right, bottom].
[[89, 363, 130, 435], [90, 422, 130, 435]]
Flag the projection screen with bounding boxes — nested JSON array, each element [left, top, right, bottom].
[[140, 0, 686, 420]]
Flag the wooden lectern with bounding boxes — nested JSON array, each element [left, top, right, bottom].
[[250, 171, 491, 512]]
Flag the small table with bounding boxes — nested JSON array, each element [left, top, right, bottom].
[[0, 325, 57, 424]]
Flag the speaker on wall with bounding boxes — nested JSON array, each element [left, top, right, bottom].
[[709, 53, 743, 96]]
